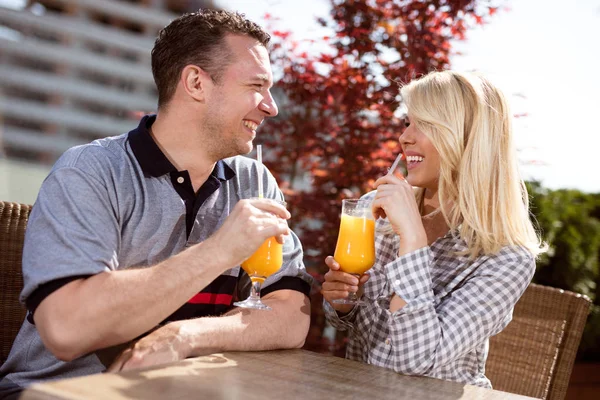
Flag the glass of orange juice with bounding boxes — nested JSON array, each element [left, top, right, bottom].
[[332, 199, 375, 305], [233, 199, 286, 311]]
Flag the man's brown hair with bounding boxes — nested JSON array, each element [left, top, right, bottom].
[[151, 9, 271, 108]]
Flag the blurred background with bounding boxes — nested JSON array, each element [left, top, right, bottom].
[[1, 0, 599, 397]]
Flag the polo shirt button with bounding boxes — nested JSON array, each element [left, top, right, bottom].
[[385, 338, 391, 345], [177, 177, 184, 184]]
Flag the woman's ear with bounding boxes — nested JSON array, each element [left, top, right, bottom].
[[180, 65, 212, 103]]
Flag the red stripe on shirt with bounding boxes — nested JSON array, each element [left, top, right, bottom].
[[187, 293, 233, 305]]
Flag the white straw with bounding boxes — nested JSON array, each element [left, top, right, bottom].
[[257, 145, 263, 198], [387, 152, 403, 176]]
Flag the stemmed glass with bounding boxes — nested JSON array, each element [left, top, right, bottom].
[[233, 198, 286, 310], [331, 199, 376, 305]]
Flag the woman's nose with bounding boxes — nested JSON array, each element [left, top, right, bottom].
[[400, 127, 415, 145]]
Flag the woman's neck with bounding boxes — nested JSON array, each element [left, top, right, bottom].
[[421, 187, 440, 216], [420, 187, 448, 245]]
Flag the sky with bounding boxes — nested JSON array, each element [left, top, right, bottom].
[[217, 0, 600, 193]]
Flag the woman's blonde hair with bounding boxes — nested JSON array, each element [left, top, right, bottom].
[[398, 70, 545, 258]]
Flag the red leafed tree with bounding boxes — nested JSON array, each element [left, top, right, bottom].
[[260, 0, 498, 353]]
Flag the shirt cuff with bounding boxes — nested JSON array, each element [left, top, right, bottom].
[[261, 276, 311, 298], [384, 246, 434, 315], [322, 299, 359, 331]]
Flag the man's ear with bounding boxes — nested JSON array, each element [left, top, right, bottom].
[[180, 65, 212, 102]]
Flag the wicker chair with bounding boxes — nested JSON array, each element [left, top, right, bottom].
[[486, 283, 592, 400], [0, 201, 32, 365]]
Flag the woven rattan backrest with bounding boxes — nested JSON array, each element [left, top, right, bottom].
[[487, 283, 592, 400], [0, 201, 32, 365]]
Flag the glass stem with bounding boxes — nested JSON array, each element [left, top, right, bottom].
[[249, 279, 263, 301], [348, 273, 361, 301]]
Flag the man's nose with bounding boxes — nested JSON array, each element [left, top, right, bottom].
[[259, 91, 279, 117]]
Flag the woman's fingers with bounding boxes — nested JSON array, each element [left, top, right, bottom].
[[324, 269, 359, 285], [373, 173, 405, 189], [322, 281, 359, 293], [324, 255, 340, 270], [371, 197, 389, 219], [359, 273, 370, 285], [322, 290, 351, 301]]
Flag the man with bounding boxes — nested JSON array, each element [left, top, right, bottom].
[[0, 9, 311, 397]]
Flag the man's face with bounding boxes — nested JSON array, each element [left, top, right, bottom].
[[202, 34, 278, 159]]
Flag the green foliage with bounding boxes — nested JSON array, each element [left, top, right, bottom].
[[526, 181, 600, 361]]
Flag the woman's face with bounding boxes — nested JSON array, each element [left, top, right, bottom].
[[399, 118, 441, 191]]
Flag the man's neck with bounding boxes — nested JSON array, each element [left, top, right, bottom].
[[151, 111, 216, 192]]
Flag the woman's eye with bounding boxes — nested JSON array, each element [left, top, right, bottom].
[[404, 120, 410, 128]]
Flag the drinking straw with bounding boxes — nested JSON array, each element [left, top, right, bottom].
[[387, 152, 404, 176], [257, 145, 263, 198]]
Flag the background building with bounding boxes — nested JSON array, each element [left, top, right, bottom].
[[0, 0, 215, 203]]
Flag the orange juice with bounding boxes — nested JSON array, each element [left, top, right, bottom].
[[334, 214, 375, 275], [241, 237, 283, 281]]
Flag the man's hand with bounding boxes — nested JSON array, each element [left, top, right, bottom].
[[204, 198, 291, 269], [107, 321, 189, 372]]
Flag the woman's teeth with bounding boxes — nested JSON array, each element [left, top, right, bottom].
[[407, 155, 424, 163]]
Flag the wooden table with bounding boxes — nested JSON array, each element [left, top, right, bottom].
[[21, 349, 537, 400]]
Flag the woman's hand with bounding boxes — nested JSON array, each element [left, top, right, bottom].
[[321, 256, 370, 315], [372, 174, 427, 255]]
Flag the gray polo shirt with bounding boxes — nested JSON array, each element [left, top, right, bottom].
[[0, 115, 312, 388]]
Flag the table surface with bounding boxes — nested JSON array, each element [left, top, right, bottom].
[[21, 349, 537, 400]]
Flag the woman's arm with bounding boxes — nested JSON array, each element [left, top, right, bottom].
[[379, 245, 535, 375]]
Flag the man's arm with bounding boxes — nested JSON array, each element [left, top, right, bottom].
[[34, 240, 227, 362], [34, 198, 291, 361], [108, 289, 310, 371], [195, 289, 310, 352]]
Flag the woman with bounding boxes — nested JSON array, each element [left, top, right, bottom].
[[322, 70, 545, 388]]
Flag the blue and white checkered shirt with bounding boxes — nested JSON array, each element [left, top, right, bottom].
[[324, 220, 535, 388]]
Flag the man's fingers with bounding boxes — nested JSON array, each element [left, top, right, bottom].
[[260, 219, 290, 240], [274, 233, 286, 244], [107, 348, 132, 373], [247, 198, 290, 219], [121, 353, 145, 371]]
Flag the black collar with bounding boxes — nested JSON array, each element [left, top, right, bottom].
[[128, 114, 235, 181]]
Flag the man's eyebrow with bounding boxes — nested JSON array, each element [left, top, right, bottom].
[[249, 74, 273, 89], [250, 74, 270, 84]]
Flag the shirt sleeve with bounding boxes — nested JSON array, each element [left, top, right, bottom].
[[20, 162, 120, 306], [322, 298, 360, 331], [379, 245, 535, 375]]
